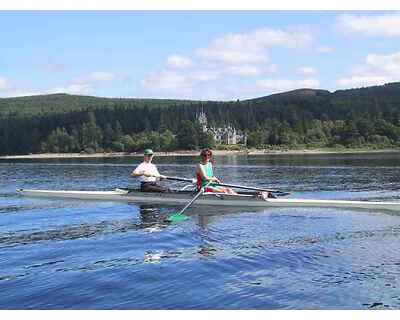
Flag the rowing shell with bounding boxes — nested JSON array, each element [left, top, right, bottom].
[[17, 188, 400, 212]]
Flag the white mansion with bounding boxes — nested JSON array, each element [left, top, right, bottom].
[[196, 110, 247, 145]]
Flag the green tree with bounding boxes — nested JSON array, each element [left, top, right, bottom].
[[41, 127, 75, 153], [103, 123, 114, 148], [198, 131, 216, 149], [247, 131, 263, 148], [176, 120, 198, 150], [80, 113, 103, 150], [160, 129, 176, 151], [113, 120, 123, 140], [121, 134, 137, 152], [147, 131, 161, 151]]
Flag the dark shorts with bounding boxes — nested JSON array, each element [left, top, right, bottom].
[[140, 182, 170, 193]]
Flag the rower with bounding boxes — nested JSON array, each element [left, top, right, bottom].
[[195, 149, 237, 194], [131, 149, 171, 193]]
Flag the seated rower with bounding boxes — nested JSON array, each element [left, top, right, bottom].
[[195, 149, 237, 194], [131, 149, 171, 193]]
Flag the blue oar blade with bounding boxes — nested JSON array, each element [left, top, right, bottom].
[[166, 213, 188, 222]]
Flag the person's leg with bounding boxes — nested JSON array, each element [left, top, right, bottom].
[[204, 186, 236, 194], [223, 187, 237, 195], [257, 191, 277, 200], [206, 186, 236, 194], [204, 186, 219, 193], [141, 182, 170, 193]]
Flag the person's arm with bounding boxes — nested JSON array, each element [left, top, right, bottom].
[[154, 166, 166, 180], [131, 169, 142, 177], [131, 163, 156, 178], [131, 163, 143, 177]]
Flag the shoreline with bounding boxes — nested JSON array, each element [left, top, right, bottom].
[[1, 148, 400, 160]]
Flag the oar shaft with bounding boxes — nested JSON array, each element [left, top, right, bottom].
[[177, 182, 211, 215], [178, 189, 204, 215], [165, 176, 194, 183], [165, 175, 288, 194], [214, 182, 284, 194]]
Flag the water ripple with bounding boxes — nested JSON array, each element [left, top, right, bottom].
[[0, 218, 171, 249], [3, 154, 400, 309]]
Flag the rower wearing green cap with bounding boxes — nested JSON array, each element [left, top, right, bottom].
[[131, 149, 170, 192]]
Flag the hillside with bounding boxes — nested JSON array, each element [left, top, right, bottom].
[[1, 82, 400, 155], [248, 88, 331, 103], [0, 93, 198, 116]]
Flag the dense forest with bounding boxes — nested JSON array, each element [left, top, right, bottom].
[[1, 82, 400, 155]]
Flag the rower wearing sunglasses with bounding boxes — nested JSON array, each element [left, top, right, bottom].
[[195, 149, 237, 194]]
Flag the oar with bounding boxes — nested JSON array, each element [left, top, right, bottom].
[[165, 175, 289, 195], [166, 182, 211, 223], [213, 182, 290, 195], [165, 175, 286, 194], [164, 176, 195, 183]]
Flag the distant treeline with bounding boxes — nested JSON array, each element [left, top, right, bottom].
[[1, 82, 400, 155]]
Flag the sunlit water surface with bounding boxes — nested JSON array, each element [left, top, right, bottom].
[[1, 153, 400, 309]]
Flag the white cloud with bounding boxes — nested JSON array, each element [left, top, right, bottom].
[[141, 70, 194, 93], [141, 68, 221, 95], [337, 76, 389, 88], [140, 26, 316, 99], [256, 78, 320, 92], [337, 12, 400, 37], [364, 52, 400, 74], [80, 71, 116, 83], [337, 51, 400, 88], [166, 55, 193, 69], [198, 48, 268, 65], [210, 77, 320, 100], [49, 83, 92, 95], [1, 84, 91, 97], [63, 71, 118, 94], [141, 63, 279, 97], [0, 77, 10, 91], [0, 84, 57, 97], [316, 46, 334, 53], [296, 66, 317, 76], [197, 27, 313, 65], [0, 71, 119, 97], [224, 64, 278, 77], [298, 78, 320, 88], [190, 70, 221, 82]]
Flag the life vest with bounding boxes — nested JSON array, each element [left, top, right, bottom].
[[197, 162, 214, 190]]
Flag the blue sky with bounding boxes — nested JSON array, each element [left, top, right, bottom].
[[1, 11, 400, 100]]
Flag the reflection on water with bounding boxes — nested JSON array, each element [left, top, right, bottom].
[[1, 153, 400, 309], [138, 205, 170, 230], [0, 205, 177, 249]]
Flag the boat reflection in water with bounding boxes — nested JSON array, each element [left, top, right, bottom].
[[137, 204, 171, 231]]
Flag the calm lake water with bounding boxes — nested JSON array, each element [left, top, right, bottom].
[[1, 153, 400, 309]]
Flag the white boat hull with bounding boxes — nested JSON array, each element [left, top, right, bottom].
[[17, 188, 400, 212]]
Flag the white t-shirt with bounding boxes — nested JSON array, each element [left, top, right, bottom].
[[133, 162, 160, 182]]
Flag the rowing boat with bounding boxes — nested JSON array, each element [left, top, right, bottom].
[[17, 188, 400, 212]]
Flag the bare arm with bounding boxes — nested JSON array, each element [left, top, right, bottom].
[[131, 164, 154, 178], [131, 164, 164, 179], [131, 170, 145, 177], [154, 167, 166, 179]]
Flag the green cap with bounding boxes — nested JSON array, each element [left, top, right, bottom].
[[144, 149, 154, 155]]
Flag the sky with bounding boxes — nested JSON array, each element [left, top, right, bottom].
[[1, 11, 400, 100]]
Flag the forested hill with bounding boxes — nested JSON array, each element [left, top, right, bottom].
[[2, 82, 400, 155], [0, 93, 196, 116]]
